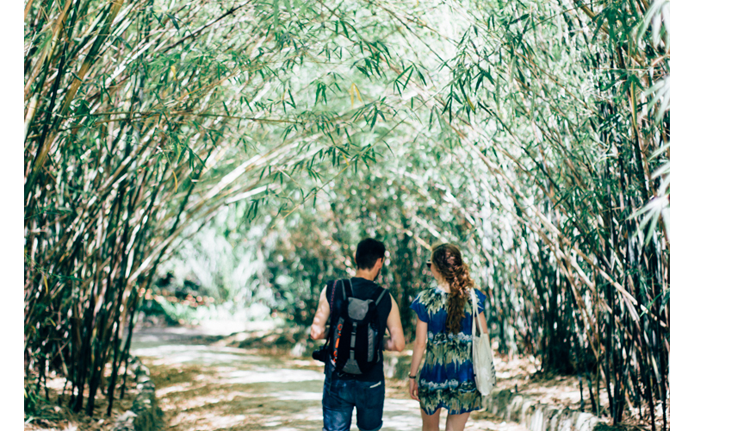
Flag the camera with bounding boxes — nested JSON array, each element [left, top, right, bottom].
[[312, 346, 329, 363]]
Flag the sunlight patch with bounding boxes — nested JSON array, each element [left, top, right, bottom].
[[155, 382, 192, 398], [273, 391, 323, 401], [223, 368, 323, 384], [133, 344, 265, 364]]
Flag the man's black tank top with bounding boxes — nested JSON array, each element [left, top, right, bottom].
[[324, 277, 392, 382]]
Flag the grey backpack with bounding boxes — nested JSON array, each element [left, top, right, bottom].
[[328, 279, 387, 375]]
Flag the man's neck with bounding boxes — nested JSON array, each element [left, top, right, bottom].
[[354, 269, 377, 281]]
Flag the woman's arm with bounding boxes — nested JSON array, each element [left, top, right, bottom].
[[408, 319, 428, 401], [479, 311, 489, 335]]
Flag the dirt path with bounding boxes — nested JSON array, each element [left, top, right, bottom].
[[132, 327, 529, 431]]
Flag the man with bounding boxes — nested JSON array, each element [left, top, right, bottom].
[[310, 238, 406, 431]]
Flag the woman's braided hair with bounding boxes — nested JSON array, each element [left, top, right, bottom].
[[431, 243, 475, 334]]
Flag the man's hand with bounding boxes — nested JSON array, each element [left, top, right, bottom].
[[384, 294, 405, 352]]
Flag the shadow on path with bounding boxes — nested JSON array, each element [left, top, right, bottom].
[[133, 327, 529, 431]]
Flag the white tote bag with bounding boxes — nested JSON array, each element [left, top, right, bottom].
[[470, 289, 496, 396]]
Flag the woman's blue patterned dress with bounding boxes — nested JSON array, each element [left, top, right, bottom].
[[410, 285, 487, 415]]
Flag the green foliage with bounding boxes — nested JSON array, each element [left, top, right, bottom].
[[23, 384, 41, 416], [25, 0, 668, 425]]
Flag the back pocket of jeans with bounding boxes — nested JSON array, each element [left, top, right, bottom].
[[365, 381, 385, 410]]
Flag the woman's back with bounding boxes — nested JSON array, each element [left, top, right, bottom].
[[410, 285, 486, 415], [413, 285, 485, 334]]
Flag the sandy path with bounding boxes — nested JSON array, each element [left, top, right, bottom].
[[132, 327, 528, 431]]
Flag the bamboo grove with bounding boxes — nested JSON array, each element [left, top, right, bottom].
[[24, 0, 669, 428]]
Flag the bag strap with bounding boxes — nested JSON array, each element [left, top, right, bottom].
[[323, 280, 339, 348], [328, 279, 339, 305], [374, 287, 387, 305], [470, 288, 482, 337], [345, 278, 387, 305], [327, 279, 341, 318], [343, 278, 353, 300]]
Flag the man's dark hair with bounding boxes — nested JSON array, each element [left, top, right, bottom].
[[355, 238, 386, 270]]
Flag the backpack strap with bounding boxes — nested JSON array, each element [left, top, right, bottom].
[[347, 279, 387, 305], [324, 280, 339, 344], [342, 279, 387, 305], [343, 279, 353, 300], [374, 288, 387, 306], [327, 279, 339, 305]]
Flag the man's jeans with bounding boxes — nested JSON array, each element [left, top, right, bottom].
[[322, 376, 385, 431]]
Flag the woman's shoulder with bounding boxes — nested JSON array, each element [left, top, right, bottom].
[[415, 287, 446, 314], [471, 288, 487, 309], [413, 288, 435, 303]]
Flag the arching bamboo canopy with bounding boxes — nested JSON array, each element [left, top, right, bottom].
[[24, 0, 669, 427]]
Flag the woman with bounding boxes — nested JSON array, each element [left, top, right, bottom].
[[408, 243, 489, 431]]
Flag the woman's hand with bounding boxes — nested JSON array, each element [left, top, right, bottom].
[[409, 377, 419, 401], [408, 319, 428, 402]]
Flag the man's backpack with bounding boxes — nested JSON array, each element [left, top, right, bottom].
[[326, 279, 387, 375]]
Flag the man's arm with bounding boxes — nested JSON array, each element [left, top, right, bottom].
[[383, 294, 405, 352], [310, 287, 330, 340]]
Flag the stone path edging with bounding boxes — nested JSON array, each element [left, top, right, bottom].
[[112, 356, 164, 431], [484, 389, 608, 431]]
